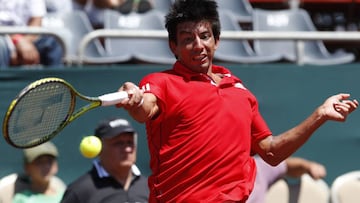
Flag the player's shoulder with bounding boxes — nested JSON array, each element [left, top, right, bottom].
[[142, 69, 178, 82], [148, 69, 176, 76]]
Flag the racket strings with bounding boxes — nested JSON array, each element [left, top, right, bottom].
[[7, 82, 73, 147]]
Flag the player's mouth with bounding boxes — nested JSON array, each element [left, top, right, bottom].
[[193, 54, 207, 62]]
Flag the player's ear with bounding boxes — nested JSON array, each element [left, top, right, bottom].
[[214, 37, 219, 50]]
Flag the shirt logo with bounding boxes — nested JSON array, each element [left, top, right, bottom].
[[141, 83, 151, 92], [234, 83, 247, 90]]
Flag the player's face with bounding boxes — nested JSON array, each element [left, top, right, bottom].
[[100, 133, 136, 170], [170, 20, 219, 74]]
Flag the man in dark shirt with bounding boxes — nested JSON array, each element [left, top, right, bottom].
[[61, 117, 149, 203]]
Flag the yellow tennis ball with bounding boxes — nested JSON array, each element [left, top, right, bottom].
[[79, 135, 102, 158]]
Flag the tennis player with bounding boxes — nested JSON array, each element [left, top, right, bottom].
[[116, 0, 358, 202]]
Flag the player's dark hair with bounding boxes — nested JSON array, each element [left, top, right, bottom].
[[165, 0, 220, 43]]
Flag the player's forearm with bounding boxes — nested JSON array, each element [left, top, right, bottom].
[[263, 108, 326, 166], [128, 107, 151, 123], [128, 93, 159, 123]]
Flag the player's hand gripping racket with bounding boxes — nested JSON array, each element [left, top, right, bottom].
[[2, 77, 128, 148]]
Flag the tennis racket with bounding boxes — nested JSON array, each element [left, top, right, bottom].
[[2, 77, 128, 148]]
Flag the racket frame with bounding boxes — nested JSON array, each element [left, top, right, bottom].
[[2, 77, 102, 148]]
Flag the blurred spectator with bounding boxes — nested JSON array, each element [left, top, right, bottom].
[[247, 156, 327, 203], [114, 0, 154, 14], [0, 0, 64, 68], [0, 36, 11, 68], [45, 0, 73, 13], [72, 0, 154, 28], [0, 142, 66, 203], [61, 117, 149, 203]]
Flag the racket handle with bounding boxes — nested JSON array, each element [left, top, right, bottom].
[[99, 91, 129, 106]]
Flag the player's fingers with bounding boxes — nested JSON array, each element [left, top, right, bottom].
[[334, 93, 350, 101], [343, 100, 359, 110], [118, 82, 136, 92], [115, 97, 130, 108], [334, 104, 350, 114], [116, 82, 144, 109], [349, 99, 359, 111], [335, 100, 358, 112], [128, 87, 143, 107]]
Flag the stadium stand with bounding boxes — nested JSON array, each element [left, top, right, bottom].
[[330, 171, 360, 203], [104, 9, 175, 64], [216, 0, 254, 23], [265, 174, 330, 203], [42, 10, 108, 64], [152, 0, 173, 13], [215, 10, 282, 64], [252, 8, 355, 65], [249, 0, 360, 60]]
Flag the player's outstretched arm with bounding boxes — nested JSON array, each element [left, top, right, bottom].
[[256, 93, 358, 166]]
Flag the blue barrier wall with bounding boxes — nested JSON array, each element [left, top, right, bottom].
[[1, 63, 360, 186]]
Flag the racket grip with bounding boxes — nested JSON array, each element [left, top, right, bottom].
[[99, 91, 129, 106]]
